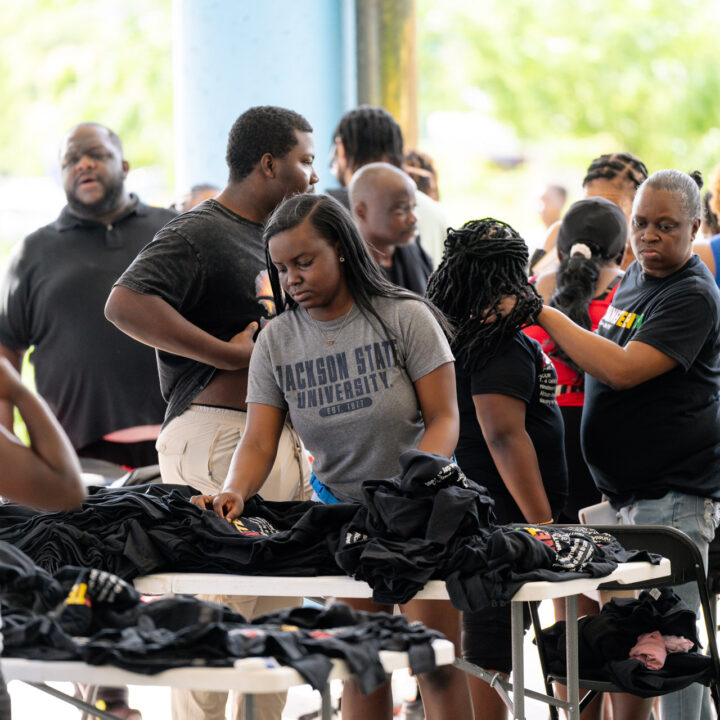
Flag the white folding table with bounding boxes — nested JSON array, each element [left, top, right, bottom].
[[1, 638, 455, 720], [134, 558, 671, 720]]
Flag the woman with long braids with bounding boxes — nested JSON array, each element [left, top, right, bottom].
[[427, 219, 568, 720], [193, 193, 473, 720]]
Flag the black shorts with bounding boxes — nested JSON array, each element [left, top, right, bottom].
[[461, 603, 532, 673]]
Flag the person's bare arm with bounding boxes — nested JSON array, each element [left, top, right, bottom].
[[531, 222, 562, 275], [533, 271, 557, 303], [473, 393, 552, 523], [105, 285, 257, 371], [537, 306, 677, 390], [0, 358, 85, 510], [190, 403, 286, 521], [0, 345, 24, 432], [414, 362, 459, 458]]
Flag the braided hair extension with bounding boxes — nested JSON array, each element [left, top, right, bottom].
[[426, 218, 542, 372], [333, 106, 404, 172], [546, 249, 607, 373], [582, 152, 649, 191], [549, 253, 601, 332]]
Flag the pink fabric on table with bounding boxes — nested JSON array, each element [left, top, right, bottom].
[[629, 631, 667, 670], [664, 635, 694, 654]]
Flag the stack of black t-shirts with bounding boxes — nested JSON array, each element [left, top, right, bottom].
[[537, 588, 714, 696], [0, 542, 442, 694], [335, 450, 496, 604], [443, 525, 662, 611], [333, 451, 661, 609], [0, 484, 356, 580], [0, 453, 663, 612]]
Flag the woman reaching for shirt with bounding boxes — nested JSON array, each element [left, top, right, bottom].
[[426, 219, 568, 720], [192, 193, 472, 720], [535, 170, 720, 720]]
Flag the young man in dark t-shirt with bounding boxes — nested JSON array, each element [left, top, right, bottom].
[[105, 106, 319, 720]]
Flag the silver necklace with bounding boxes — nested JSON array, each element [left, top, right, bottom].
[[309, 307, 354, 345]]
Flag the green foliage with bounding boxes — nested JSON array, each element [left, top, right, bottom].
[[418, 0, 720, 171], [1, 0, 173, 180]]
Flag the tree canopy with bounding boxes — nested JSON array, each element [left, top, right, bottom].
[[418, 0, 720, 171], [2, 0, 172, 178]]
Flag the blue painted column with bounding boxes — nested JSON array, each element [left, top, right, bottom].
[[172, 0, 357, 194]]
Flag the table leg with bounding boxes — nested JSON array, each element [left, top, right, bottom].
[[566, 594, 579, 720], [511, 601, 525, 720], [245, 692, 256, 720], [320, 683, 333, 720]]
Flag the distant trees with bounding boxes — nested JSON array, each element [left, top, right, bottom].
[[418, 0, 720, 170], [2, 0, 172, 178]]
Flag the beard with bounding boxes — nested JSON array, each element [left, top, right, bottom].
[[66, 175, 125, 219]]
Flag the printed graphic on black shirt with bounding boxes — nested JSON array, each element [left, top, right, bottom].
[[538, 350, 558, 405], [232, 516, 279, 537], [599, 303, 645, 332], [274, 340, 401, 417]]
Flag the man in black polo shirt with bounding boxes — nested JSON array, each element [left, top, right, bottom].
[[0, 122, 173, 718], [0, 122, 173, 467]]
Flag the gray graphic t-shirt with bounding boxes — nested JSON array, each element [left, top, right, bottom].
[[247, 296, 454, 502]]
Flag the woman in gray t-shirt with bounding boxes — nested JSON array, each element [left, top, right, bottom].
[[192, 193, 472, 720]]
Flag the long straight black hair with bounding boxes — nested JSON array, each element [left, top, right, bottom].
[[263, 193, 452, 340]]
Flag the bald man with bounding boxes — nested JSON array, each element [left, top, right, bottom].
[[350, 162, 433, 293]]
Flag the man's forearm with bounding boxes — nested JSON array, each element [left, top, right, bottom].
[[0, 346, 24, 432], [105, 286, 253, 370]]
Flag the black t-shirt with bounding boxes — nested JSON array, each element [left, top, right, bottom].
[[0, 197, 174, 449], [115, 199, 272, 424], [454, 333, 568, 521], [582, 256, 720, 507]]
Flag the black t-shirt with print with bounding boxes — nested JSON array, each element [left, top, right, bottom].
[[582, 256, 720, 507], [454, 332, 568, 520], [115, 199, 273, 425]]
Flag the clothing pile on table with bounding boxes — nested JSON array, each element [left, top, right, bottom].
[[335, 451, 661, 609], [537, 588, 715, 696], [0, 542, 441, 694], [0, 450, 662, 613], [0, 483, 354, 579]]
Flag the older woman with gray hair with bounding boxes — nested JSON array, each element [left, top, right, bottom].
[[536, 169, 720, 720]]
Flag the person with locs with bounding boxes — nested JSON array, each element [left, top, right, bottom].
[[192, 193, 473, 720], [535, 169, 720, 720], [426, 218, 567, 720]]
